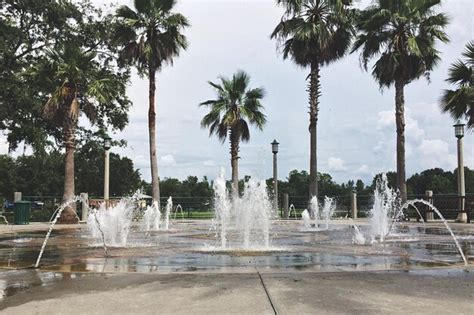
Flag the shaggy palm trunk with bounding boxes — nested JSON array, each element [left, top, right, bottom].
[[230, 129, 239, 196], [58, 115, 78, 224], [395, 79, 407, 203], [308, 63, 320, 215], [148, 67, 161, 209]]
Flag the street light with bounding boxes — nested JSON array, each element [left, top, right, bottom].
[[271, 139, 279, 216], [272, 139, 279, 154], [454, 121, 465, 139], [103, 135, 112, 201], [453, 121, 466, 222]]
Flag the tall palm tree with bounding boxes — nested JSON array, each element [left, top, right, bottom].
[[271, 0, 354, 204], [352, 0, 449, 202], [114, 0, 189, 208], [200, 71, 266, 194], [441, 41, 473, 129], [42, 42, 130, 223]]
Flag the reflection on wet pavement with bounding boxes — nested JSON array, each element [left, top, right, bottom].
[[0, 220, 471, 275]]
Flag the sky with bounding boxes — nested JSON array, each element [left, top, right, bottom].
[[1, 0, 473, 185]]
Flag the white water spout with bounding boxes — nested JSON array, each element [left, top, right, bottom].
[[141, 201, 161, 231], [212, 168, 271, 249], [88, 199, 135, 247], [163, 197, 172, 230], [369, 174, 400, 243]]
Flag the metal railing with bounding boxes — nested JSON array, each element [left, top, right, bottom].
[[0, 193, 471, 223]]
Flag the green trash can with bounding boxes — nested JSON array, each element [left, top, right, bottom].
[[14, 201, 31, 225]]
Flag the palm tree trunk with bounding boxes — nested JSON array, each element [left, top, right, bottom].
[[59, 115, 78, 224], [395, 79, 407, 203], [148, 66, 161, 209], [229, 129, 239, 196], [308, 63, 320, 211]]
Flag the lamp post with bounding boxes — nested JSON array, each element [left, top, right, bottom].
[[103, 135, 112, 202], [271, 139, 279, 216], [454, 121, 466, 223]]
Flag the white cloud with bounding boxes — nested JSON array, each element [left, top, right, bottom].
[[376, 110, 394, 129], [405, 115, 425, 143], [203, 160, 215, 167], [160, 154, 177, 166], [355, 164, 371, 176], [327, 157, 346, 172], [417, 139, 457, 170]]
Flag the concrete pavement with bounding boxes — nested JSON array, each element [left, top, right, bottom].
[[1, 268, 473, 314]]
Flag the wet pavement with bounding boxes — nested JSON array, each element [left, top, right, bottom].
[[0, 219, 473, 314]]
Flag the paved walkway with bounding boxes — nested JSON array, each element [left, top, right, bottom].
[[1, 268, 473, 314]]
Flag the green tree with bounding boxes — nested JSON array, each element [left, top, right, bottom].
[[407, 168, 455, 195], [352, 0, 449, 202], [0, 155, 17, 200], [114, 0, 190, 208], [15, 151, 64, 197], [200, 71, 267, 194], [39, 40, 130, 223], [441, 41, 473, 129], [0, 0, 82, 152], [287, 170, 309, 197], [271, 0, 354, 204]]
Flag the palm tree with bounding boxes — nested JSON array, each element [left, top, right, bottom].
[[441, 41, 473, 129], [114, 0, 189, 208], [200, 71, 266, 194], [352, 0, 449, 202], [42, 42, 130, 223], [271, 0, 354, 204]]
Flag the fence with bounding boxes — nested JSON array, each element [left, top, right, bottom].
[[1, 193, 472, 222]]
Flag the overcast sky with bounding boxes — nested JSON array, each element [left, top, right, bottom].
[[1, 0, 473, 185]]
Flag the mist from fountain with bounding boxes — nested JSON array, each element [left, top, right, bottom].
[[212, 169, 271, 250]]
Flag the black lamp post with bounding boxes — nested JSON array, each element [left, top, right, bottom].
[[271, 139, 279, 215], [453, 121, 466, 222], [103, 135, 112, 201]]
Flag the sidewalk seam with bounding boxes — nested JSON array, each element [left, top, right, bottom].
[[257, 270, 278, 315]]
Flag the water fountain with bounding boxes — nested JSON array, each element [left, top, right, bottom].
[[141, 201, 161, 232], [212, 169, 271, 250], [321, 196, 336, 230], [351, 174, 468, 266], [87, 199, 135, 247], [35, 196, 84, 268], [400, 199, 468, 265], [173, 204, 184, 220], [368, 174, 401, 243], [301, 196, 335, 230], [163, 197, 172, 230]]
